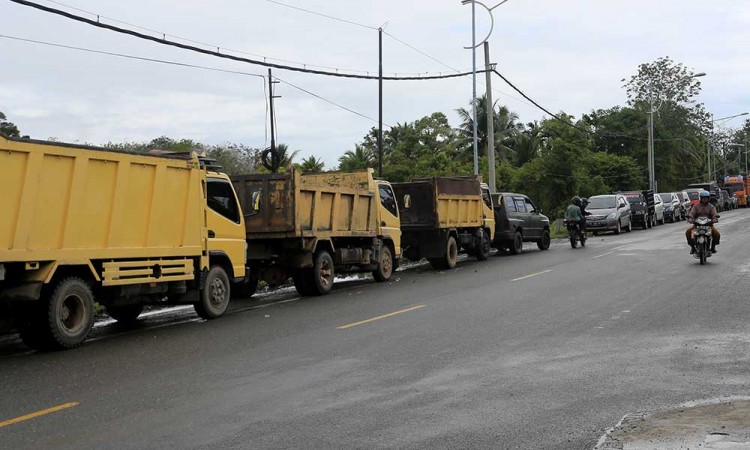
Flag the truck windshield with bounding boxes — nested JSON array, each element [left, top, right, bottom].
[[726, 183, 744, 192], [587, 196, 616, 209]]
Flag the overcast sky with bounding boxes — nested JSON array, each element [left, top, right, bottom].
[[1, 0, 749, 167]]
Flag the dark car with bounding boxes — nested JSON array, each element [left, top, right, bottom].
[[618, 190, 656, 229], [491, 193, 551, 255], [718, 190, 729, 212]]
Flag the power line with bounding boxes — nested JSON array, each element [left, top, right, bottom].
[[11, 0, 480, 80], [0, 33, 388, 129], [0, 34, 266, 78], [264, 0, 377, 30], [274, 76, 390, 128]]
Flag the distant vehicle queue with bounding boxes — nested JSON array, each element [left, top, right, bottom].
[[1, 134, 746, 350]]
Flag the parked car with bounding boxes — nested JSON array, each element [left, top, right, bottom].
[[491, 193, 551, 254], [685, 188, 706, 208], [652, 192, 666, 225], [619, 190, 656, 229], [585, 194, 632, 235], [688, 181, 720, 208], [659, 192, 683, 223], [718, 189, 729, 212], [679, 191, 692, 217], [721, 189, 737, 210]]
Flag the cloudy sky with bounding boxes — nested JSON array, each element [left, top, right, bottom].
[[1, 0, 749, 167]]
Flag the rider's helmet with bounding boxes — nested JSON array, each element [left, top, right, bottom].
[[699, 191, 710, 203], [572, 196, 581, 206]]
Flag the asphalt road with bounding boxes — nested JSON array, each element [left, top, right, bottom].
[[1, 210, 749, 449]]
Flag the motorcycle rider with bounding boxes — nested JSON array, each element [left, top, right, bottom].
[[579, 197, 591, 232], [565, 196, 584, 240], [686, 190, 721, 254]]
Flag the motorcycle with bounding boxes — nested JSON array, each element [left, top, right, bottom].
[[565, 220, 586, 248], [691, 215, 717, 265]]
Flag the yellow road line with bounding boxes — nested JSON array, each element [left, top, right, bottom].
[[337, 305, 426, 330], [0, 402, 79, 428], [512, 269, 552, 282]]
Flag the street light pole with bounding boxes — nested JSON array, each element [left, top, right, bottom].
[[461, 0, 512, 178]]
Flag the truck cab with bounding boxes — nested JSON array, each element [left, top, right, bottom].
[[480, 183, 496, 242], [205, 171, 248, 283], [375, 180, 402, 260]]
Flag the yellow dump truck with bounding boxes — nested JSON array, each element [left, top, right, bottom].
[[393, 176, 495, 269], [0, 136, 246, 349], [231, 169, 401, 296]]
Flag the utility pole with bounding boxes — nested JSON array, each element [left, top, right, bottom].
[[267, 68, 282, 172], [647, 94, 655, 191], [484, 41, 496, 192], [707, 113, 712, 181], [378, 27, 383, 178], [471, 0, 479, 176], [268, 68, 277, 152]]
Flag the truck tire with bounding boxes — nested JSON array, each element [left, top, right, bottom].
[[429, 236, 458, 270], [509, 231, 524, 255], [106, 304, 144, 325], [21, 277, 96, 351], [476, 230, 491, 261], [537, 229, 551, 251], [372, 245, 394, 282], [195, 266, 231, 319], [308, 250, 335, 295]]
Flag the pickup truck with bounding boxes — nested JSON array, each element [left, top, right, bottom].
[[618, 190, 656, 229]]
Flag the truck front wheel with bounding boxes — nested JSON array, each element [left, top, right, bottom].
[[310, 250, 335, 295], [476, 230, 491, 261], [373, 245, 394, 282], [195, 266, 231, 319]]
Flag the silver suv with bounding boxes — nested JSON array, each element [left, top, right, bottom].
[[585, 194, 632, 235]]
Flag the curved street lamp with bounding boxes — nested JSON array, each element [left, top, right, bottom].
[[460, 0, 512, 176]]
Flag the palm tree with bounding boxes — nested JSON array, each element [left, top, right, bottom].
[[275, 143, 300, 169], [512, 121, 542, 166], [456, 95, 521, 162], [298, 155, 325, 173], [338, 144, 375, 171]]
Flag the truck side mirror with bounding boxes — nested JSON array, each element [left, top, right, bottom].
[[403, 194, 411, 210]]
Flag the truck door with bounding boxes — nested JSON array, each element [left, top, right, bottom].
[[481, 187, 495, 241], [376, 182, 401, 257], [206, 177, 247, 280]]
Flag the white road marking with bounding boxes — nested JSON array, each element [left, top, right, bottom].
[[593, 251, 616, 259]]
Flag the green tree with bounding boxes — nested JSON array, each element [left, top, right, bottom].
[[297, 155, 325, 173], [0, 111, 22, 138], [456, 95, 521, 162], [339, 144, 375, 171]]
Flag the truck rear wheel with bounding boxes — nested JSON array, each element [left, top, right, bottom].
[[293, 270, 314, 296], [372, 245, 394, 282], [429, 236, 458, 270], [20, 277, 96, 351], [106, 304, 144, 325], [195, 266, 231, 319]]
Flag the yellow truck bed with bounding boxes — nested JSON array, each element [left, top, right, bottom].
[[0, 136, 204, 263], [232, 170, 379, 239], [392, 177, 483, 231]]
